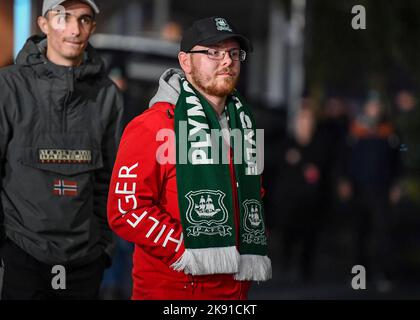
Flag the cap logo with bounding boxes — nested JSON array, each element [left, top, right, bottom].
[[214, 18, 232, 32]]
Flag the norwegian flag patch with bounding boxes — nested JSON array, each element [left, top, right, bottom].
[[53, 180, 78, 197]]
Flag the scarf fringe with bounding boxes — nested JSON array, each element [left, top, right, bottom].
[[234, 254, 272, 281], [171, 246, 240, 275]]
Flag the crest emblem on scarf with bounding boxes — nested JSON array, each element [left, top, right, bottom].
[[215, 18, 233, 32], [185, 190, 232, 237], [242, 199, 267, 245]]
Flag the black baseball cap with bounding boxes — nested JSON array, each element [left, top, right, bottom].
[[180, 17, 253, 53]]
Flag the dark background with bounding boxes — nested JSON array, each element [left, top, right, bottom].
[[2, 0, 420, 299]]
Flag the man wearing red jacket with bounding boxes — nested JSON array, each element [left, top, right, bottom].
[[107, 16, 271, 300]]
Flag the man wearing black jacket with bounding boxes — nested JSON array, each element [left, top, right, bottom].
[[0, 0, 124, 299]]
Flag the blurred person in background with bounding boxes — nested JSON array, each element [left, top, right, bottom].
[[392, 89, 420, 208], [107, 16, 271, 299], [160, 21, 183, 43], [0, 0, 123, 299], [386, 88, 420, 280], [338, 91, 399, 291], [316, 95, 353, 268], [275, 102, 330, 283]]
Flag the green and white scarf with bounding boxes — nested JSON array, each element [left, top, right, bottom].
[[171, 79, 271, 281]]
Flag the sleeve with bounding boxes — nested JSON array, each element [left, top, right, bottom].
[[0, 76, 13, 245], [107, 116, 185, 266], [93, 89, 124, 262]]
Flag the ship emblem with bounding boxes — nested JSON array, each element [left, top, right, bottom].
[[248, 204, 262, 227], [194, 195, 222, 218], [242, 199, 267, 245]]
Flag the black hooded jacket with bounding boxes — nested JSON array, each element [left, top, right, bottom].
[[0, 35, 124, 265]]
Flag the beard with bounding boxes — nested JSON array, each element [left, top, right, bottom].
[[191, 67, 239, 97]]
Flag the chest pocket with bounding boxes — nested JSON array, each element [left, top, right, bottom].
[[18, 133, 103, 176]]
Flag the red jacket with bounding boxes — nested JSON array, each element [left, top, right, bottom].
[[107, 102, 251, 300]]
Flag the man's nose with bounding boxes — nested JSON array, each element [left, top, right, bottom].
[[221, 51, 233, 66], [67, 17, 81, 36]]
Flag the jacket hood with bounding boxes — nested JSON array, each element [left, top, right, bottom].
[[149, 68, 185, 108], [15, 35, 106, 80]]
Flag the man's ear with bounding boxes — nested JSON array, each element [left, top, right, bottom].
[[178, 52, 192, 74], [37, 16, 49, 35]]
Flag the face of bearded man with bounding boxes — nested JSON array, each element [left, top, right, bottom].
[[191, 64, 239, 97], [188, 39, 241, 98]]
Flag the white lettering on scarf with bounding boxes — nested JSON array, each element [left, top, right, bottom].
[[233, 97, 260, 175], [184, 84, 214, 165]]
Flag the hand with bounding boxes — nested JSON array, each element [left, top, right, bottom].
[[303, 163, 320, 184], [389, 184, 402, 205], [337, 180, 353, 201]]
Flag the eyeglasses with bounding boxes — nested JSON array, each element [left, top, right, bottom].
[[187, 48, 247, 62], [48, 11, 95, 31]]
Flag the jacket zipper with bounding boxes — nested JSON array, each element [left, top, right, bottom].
[[63, 67, 74, 133]]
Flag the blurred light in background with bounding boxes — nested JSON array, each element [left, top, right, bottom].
[[14, 0, 31, 59]]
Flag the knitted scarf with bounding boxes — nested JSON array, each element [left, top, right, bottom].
[[171, 78, 271, 281]]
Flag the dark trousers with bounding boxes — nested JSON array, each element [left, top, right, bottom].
[[354, 189, 393, 278], [0, 239, 107, 300], [280, 200, 323, 282]]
